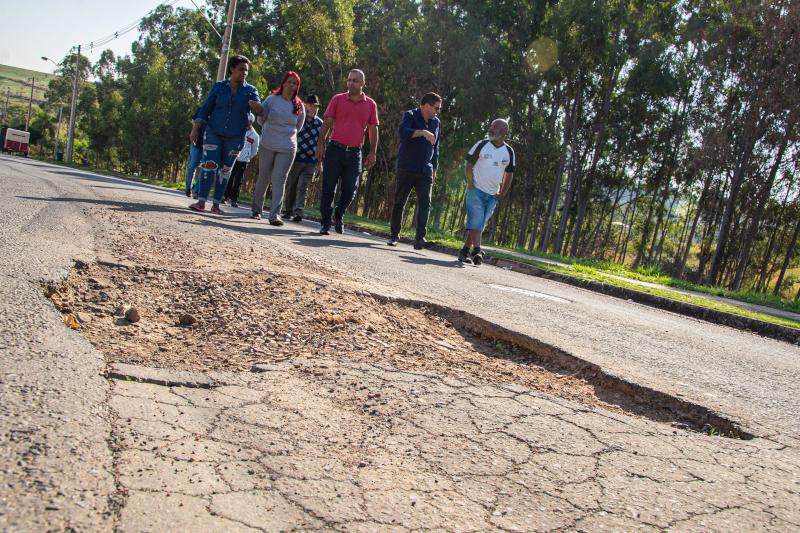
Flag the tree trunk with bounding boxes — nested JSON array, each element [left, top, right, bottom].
[[705, 111, 765, 286], [632, 187, 659, 268], [528, 168, 548, 250], [772, 209, 800, 295], [732, 129, 791, 290], [540, 83, 575, 252]]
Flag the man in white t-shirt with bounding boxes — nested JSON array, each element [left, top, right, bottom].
[[458, 119, 515, 265]]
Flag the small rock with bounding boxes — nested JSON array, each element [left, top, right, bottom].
[[75, 312, 91, 324], [158, 346, 169, 352], [124, 307, 141, 323], [179, 313, 197, 325], [358, 461, 367, 468]]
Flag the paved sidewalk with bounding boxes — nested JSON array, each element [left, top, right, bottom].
[[481, 247, 800, 323], [110, 362, 800, 532]]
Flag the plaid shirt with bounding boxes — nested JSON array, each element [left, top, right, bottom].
[[295, 116, 323, 164]]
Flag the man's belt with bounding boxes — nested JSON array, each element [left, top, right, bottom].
[[328, 140, 361, 152]]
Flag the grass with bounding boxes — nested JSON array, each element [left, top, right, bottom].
[[0, 64, 50, 109], [484, 250, 800, 329], [23, 153, 800, 330]]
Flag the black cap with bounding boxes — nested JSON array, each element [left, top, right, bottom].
[[305, 94, 320, 106]]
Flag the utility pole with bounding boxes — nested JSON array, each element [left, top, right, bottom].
[[25, 77, 36, 132], [215, 0, 237, 81], [2, 88, 8, 127], [66, 45, 80, 164], [53, 105, 63, 159]]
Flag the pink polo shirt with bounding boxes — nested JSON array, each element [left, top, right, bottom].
[[324, 92, 379, 147]]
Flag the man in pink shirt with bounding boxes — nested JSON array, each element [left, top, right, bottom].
[[314, 69, 379, 235]]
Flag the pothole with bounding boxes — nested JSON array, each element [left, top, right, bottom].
[[46, 261, 749, 439]]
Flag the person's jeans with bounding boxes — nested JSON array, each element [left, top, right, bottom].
[[465, 187, 498, 231], [197, 130, 244, 203], [251, 148, 296, 218], [320, 143, 361, 229], [389, 167, 433, 240], [283, 161, 316, 216], [185, 143, 202, 191], [223, 160, 248, 203]]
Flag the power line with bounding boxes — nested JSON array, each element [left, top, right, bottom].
[[78, 0, 183, 51], [190, 0, 223, 40]]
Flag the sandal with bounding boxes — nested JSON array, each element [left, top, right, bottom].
[[209, 207, 226, 216], [250, 213, 261, 220], [189, 203, 205, 212], [269, 217, 284, 226]]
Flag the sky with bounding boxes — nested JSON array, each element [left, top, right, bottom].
[[0, 0, 196, 73]]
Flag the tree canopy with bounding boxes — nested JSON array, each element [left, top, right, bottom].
[[33, 0, 800, 297]]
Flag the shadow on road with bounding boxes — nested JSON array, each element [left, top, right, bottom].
[[15, 195, 192, 218], [398, 254, 464, 268]]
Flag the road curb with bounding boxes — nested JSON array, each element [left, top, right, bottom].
[[300, 214, 800, 345]]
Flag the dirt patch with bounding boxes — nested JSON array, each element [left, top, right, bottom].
[[45, 260, 695, 428]]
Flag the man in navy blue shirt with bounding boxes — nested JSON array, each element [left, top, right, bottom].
[[387, 92, 442, 249]]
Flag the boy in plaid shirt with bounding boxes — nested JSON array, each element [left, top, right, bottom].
[[282, 95, 323, 222]]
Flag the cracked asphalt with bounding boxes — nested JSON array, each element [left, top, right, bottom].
[[110, 362, 800, 532], [1, 154, 799, 531]]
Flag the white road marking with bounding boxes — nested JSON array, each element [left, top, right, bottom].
[[488, 284, 570, 303]]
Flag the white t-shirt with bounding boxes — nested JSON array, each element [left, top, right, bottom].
[[465, 140, 516, 194]]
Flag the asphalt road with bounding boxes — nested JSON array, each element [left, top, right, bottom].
[[3, 154, 799, 443]]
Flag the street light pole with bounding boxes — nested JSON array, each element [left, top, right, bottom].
[[25, 77, 36, 132], [2, 88, 8, 127], [53, 105, 63, 159], [66, 45, 80, 164], [215, 0, 237, 82]]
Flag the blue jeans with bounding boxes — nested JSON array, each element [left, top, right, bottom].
[[320, 143, 361, 228], [197, 130, 244, 203], [185, 144, 202, 191], [465, 187, 498, 231]]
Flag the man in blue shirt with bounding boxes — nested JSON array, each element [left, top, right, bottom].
[[387, 92, 442, 249]]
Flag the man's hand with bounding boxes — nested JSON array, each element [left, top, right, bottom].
[[493, 192, 505, 200], [421, 130, 435, 145], [366, 152, 376, 169], [249, 100, 264, 115], [316, 160, 323, 173], [315, 145, 325, 164]]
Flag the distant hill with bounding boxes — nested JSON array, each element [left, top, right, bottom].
[[0, 64, 52, 111]]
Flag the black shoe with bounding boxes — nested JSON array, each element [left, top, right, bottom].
[[320, 226, 330, 235], [185, 188, 191, 197], [292, 215, 303, 223], [230, 201, 239, 208], [334, 217, 344, 234], [414, 239, 436, 250], [220, 198, 228, 205], [192, 192, 199, 200], [457, 249, 473, 264], [387, 237, 399, 246], [281, 213, 292, 219], [471, 251, 483, 266]]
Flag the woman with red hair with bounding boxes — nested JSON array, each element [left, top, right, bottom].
[[250, 71, 306, 225]]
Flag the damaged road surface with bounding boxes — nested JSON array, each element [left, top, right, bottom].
[[1, 155, 799, 531], [107, 361, 799, 532]]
